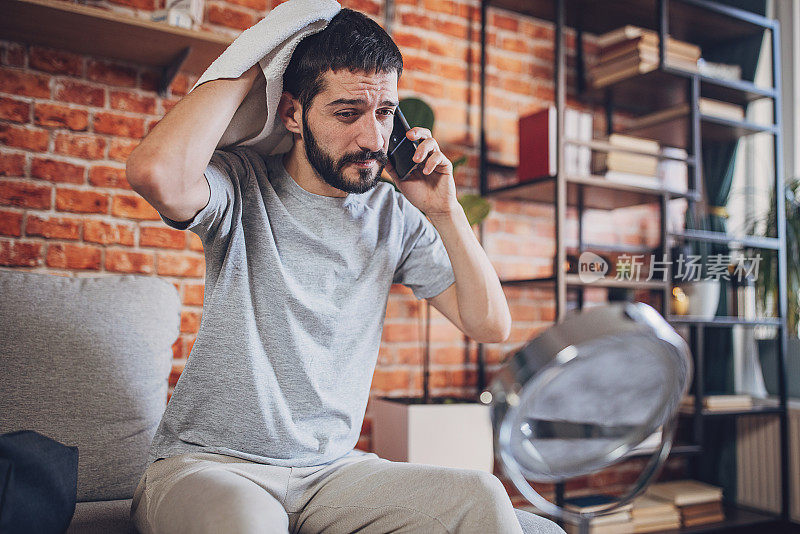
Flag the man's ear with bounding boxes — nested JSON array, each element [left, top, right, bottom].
[[278, 91, 302, 135]]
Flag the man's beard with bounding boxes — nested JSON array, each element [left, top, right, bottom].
[[302, 111, 388, 195]]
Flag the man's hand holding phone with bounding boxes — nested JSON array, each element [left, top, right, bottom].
[[384, 125, 459, 219]]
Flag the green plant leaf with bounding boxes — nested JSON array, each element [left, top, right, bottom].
[[743, 177, 800, 336], [458, 194, 491, 226], [399, 97, 435, 131], [451, 155, 467, 175]]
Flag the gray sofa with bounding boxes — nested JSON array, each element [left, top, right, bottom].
[[0, 269, 563, 534]]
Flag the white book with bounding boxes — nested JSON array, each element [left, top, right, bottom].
[[565, 107, 580, 176], [578, 111, 593, 176], [658, 146, 688, 193]]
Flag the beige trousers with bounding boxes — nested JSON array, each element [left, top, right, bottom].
[[130, 448, 527, 534]]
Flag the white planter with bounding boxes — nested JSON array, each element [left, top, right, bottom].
[[679, 279, 721, 319], [371, 397, 494, 473]]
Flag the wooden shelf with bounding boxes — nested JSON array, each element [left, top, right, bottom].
[[680, 401, 783, 418], [0, 0, 232, 96], [500, 274, 669, 290], [536, 502, 781, 534], [668, 229, 781, 250], [487, 0, 772, 46], [624, 443, 703, 459], [652, 503, 781, 533], [621, 113, 777, 150], [567, 137, 697, 164], [485, 172, 697, 210], [668, 315, 783, 327], [582, 66, 775, 114]]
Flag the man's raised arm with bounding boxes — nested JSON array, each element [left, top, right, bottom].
[[126, 64, 262, 222]]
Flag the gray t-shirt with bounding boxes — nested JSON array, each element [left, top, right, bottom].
[[147, 145, 456, 468]]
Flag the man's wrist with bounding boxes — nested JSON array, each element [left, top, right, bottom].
[[427, 200, 464, 226]]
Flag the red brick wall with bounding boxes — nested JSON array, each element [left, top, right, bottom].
[[0, 0, 681, 507]]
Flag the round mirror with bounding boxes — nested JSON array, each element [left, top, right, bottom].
[[482, 302, 692, 525]]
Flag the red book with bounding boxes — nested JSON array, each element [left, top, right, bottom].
[[518, 105, 556, 182]]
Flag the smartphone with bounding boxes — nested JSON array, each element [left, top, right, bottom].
[[387, 107, 422, 181]]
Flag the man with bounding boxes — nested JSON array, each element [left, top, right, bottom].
[[127, 7, 559, 534]]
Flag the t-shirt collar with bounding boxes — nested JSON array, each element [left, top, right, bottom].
[[269, 153, 362, 209]]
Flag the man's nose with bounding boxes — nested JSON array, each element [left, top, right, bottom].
[[355, 114, 386, 153]]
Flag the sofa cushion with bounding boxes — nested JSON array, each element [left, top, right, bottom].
[[0, 270, 179, 502]]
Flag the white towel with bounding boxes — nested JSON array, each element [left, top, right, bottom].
[[190, 0, 342, 157]]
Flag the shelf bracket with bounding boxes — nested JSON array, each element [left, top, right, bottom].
[[159, 46, 192, 98]]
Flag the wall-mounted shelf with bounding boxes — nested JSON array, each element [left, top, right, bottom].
[[668, 315, 783, 327], [485, 172, 696, 209], [0, 0, 232, 96], [668, 229, 781, 250], [582, 66, 775, 114], [623, 112, 778, 149], [500, 274, 670, 290]]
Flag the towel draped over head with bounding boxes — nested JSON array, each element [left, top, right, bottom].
[[190, 0, 342, 157]]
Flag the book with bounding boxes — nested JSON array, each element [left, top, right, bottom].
[[680, 501, 724, 519], [564, 522, 634, 534], [565, 107, 580, 176], [591, 48, 698, 75], [625, 103, 690, 131], [631, 495, 680, 518], [577, 110, 593, 176], [564, 494, 634, 514], [683, 513, 725, 527], [596, 25, 701, 59], [680, 394, 753, 411], [628, 429, 663, 455], [576, 511, 632, 526], [646, 480, 723, 506], [658, 146, 689, 194], [587, 53, 700, 88], [608, 133, 661, 155], [589, 51, 649, 80], [596, 151, 659, 176], [590, 62, 658, 88], [519, 106, 593, 182], [633, 518, 682, 533], [518, 105, 556, 181], [698, 97, 745, 120], [600, 35, 701, 64]]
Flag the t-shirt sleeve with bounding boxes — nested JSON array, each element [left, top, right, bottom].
[[158, 149, 238, 241], [392, 193, 456, 300]]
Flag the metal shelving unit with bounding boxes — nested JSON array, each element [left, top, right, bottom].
[[477, 0, 792, 530]]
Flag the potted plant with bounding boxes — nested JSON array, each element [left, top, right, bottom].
[[743, 177, 800, 398], [372, 98, 495, 472]]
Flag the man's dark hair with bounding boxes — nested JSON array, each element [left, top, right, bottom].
[[282, 8, 403, 113]]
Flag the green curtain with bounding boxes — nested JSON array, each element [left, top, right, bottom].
[[687, 0, 767, 502]]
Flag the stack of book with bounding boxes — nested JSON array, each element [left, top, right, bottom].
[[680, 394, 753, 413], [589, 25, 702, 88], [563, 494, 634, 534], [646, 480, 725, 527], [630, 495, 681, 533], [593, 134, 661, 189]]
